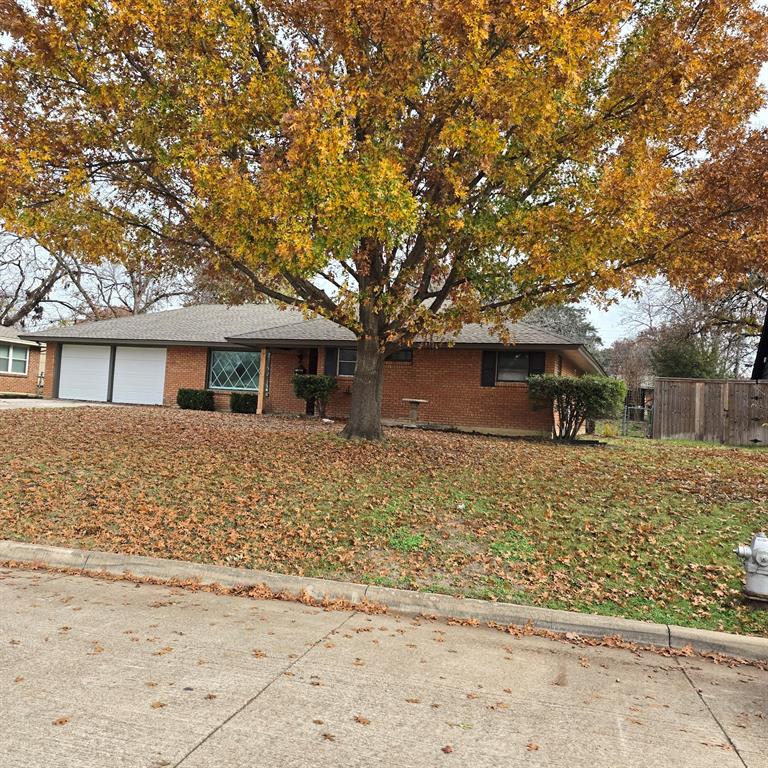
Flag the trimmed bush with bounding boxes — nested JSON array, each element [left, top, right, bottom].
[[176, 388, 215, 411], [230, 392, 258, 414], [292, 374, 337, 418], [528, 374, 627, 440]]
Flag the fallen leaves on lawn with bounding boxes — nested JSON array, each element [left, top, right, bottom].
[[2, 408, 768, 636]]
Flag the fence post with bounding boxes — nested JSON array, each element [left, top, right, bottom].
[[652, 380, 662, 439], [694, 382, 704, 441]]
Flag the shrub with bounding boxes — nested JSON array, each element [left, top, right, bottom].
[[528, 374, 627, 440], [176, 388, 215, 411], [230, 392, 258, 414], [292, 374, 337, 418]]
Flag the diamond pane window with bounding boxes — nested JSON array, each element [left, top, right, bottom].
[[209, 350, 263, 391]]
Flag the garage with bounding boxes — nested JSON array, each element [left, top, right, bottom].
[[58, 344, 111, 401], [57, 344, 167, 405], [112, 346, 166, 405]]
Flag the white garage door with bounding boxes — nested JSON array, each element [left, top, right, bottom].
[[58, 344, 111, 402], [112, 346, 167, 405]]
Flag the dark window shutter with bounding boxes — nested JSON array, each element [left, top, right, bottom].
[[481, 351, 497, 387], [528, 351, 546, 376], [324, 347, 338, 376]]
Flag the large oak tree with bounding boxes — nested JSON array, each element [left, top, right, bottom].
[[1, 0, 766, 437]]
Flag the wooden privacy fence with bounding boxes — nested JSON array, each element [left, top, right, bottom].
[[653, 377, 768, 446]]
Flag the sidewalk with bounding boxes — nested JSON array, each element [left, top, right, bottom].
[[0, 398, 114, 410], [1, 567, 765, 767]]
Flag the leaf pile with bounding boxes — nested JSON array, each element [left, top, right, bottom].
[[2, 407, 767, 635]]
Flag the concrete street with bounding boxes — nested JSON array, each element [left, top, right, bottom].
[[1, 568, 766, 768]]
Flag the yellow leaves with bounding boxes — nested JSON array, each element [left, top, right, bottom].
[[2, 0, 767, 334]]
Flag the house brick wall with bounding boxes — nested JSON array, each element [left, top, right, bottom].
[[310, 347, 563, 434], [163, 346, 209, 406], [267, 348, 311, 413], [161, 344, 571, 432], [560, 354, 581, 377], [44, 340, 585, 434], [162, 345, 306, 412], [1, 345, 41, 396], [43, 343, 57, 397]]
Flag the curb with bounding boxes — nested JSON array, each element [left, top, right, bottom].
[[2, 539, 766, 662]]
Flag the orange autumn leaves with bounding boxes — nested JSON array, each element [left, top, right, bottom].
[[0, 0, 766, 342]]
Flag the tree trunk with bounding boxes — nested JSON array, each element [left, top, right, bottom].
[[342, 336, 385, 440], [751, 302, 768, 380]]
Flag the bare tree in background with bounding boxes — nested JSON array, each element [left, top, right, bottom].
[[606, 334, 654, 393], [0, 234, 63, 327], [1, 231, 197, 327], [52, 257, 194, 322], [622, 280, 766, 378]]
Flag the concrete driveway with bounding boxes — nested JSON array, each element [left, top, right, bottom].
[[0, 398, 111, 410], [1, 568, 766, 768]]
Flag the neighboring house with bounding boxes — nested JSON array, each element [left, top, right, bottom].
[[21, 304, 605, 435], [0, 326, 42, 396]]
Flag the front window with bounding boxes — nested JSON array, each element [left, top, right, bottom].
[[0, 344, 29, 375], [386, 348, 413, 362], [337, 347, 357, 377], [496, 351, 529, 382], [208, 350, 264, 391]]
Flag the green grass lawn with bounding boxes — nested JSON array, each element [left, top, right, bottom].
[[2, 407, 767, 636]]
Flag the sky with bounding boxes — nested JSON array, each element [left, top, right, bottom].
[[584, 300, 630, 346]]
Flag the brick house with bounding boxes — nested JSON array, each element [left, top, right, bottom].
[[0, 326, 42, 396], [22, 304, 604, 435]]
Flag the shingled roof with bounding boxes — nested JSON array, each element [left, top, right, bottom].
[[227, 318, 580, 347], [0, 325, 40, 348], [21, 304, 307, 346], [20, 303, 604, 372]]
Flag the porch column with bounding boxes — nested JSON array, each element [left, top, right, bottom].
[[257, 346, 268, 415]]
